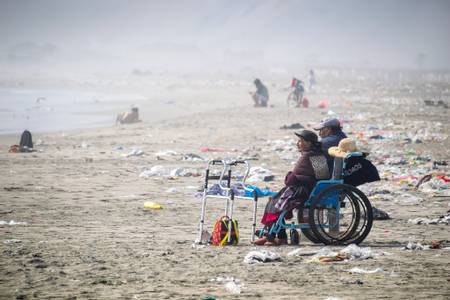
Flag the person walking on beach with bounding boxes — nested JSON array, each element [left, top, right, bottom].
[[251, 78, 269, 107]]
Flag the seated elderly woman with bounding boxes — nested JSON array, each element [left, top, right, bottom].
[[254, 130, 330, 246], [116, 107, 141, 125]]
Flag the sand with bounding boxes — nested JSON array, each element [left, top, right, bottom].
[[1, 74, 450, 299]]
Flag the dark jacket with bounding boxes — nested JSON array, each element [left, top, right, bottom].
[[321, 130, 347, 170], [343, 156, 380, 186], [284, 148, 330, 190]]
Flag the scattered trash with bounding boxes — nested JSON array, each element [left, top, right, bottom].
[[3, 239, 22, 244], [139, 166, 200, 178], [143, 202, 163, 209], [243, 250, 282, 264], [372, 206, 390, 220], [210, 276, 243, 294], [246, 166, 274, 182], [407, 213, 450, 225], [0, 220, 28, 226], [126, 148, 144, 157], [347, 267, 384, 274], [155, 150, 177, 157], [403, 240, 443, 250], [182, 153, 204, 161], [200, 147, 236, 153], [309, 244, 386, 263]]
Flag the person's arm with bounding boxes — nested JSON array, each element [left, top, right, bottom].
[[284, 154, 315, 186]]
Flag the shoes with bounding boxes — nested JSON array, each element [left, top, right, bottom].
[[253, 236, 268, 246]]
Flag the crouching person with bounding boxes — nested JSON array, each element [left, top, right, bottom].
[[116, 107, 141, 125], [253, 130, 330, 246]]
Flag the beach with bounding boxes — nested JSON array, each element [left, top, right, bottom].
[[1, 72, 450, 299]]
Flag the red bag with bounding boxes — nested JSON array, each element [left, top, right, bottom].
[[211, 216, 239, 246]]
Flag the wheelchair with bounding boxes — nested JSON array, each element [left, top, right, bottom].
[[265, 152, 373, 245], [196, 153, 373, 245]]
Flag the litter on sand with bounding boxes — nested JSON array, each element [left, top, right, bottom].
[[0, 220, 28, 226], [210, 276, 243, 294], [403, 240, 443, 250], [346, 267, 384, 274], [407, 213, 450, 225], [243, 250, 282, 264], [308, 244, 387, 263], [143, 202, 163, 209]]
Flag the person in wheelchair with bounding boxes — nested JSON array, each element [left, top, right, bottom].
[[313, 118, 347, 171], [253, 130, 330, 246]]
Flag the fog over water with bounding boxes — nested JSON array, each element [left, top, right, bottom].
[[0, 0, 449, 134], [1, 0, 449, 73]]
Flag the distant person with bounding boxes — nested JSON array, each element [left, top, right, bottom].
[[308, 69, 316, 91], [116, 107, 141, 125], [251, 78, 269, 107], [313, 118, 347, 170]]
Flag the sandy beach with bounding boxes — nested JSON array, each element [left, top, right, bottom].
[[1, 72, 450, 300]]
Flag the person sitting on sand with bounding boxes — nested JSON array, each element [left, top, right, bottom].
[[313, 118, 347, 171], [116, 107, 141, 125], [253, 130, 330, 246], [250, 78, 269, 107]]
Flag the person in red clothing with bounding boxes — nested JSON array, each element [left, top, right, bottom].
[[254, 130, 330, 246]]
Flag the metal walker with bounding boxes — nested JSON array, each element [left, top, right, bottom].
[[196, 159, 259, 244]]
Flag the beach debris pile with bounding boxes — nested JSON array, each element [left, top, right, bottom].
[[243, 250, 282, 264], [307, 244, 388, 263], [139, 165, 201, 178], [407, 213, 450, 225]]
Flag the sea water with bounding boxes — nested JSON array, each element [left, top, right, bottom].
[[0, 88, 143, 134]]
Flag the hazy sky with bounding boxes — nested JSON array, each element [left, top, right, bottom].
[[1, 0, 449, 71]]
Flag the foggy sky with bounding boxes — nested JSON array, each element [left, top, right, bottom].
[[1, 0, 449, 71]]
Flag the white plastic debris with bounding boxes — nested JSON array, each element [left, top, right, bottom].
[[244, 250, 282, 264], [155, 150, 177, 156], [3, 239, 22, 244], [0, 220, 28, 225], [403, 241, 429, 250], [246, 167, 274, 183], [340, 244, 377, 260], [308, 244, 385, 263], [139, 165, 167, 177], [347, 267, 384, 274], [211, 276, 243, 294], [125, 148, 144, 157], [407, 213, 450, 225]]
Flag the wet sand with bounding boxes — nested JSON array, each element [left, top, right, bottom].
[[1, 76, 450, 299]]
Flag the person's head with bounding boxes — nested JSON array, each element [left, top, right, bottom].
[[294, 130, 321, 151], [131, 107, 139, 113], [313, 118, 342, 138], [254, 78, 262, 86]]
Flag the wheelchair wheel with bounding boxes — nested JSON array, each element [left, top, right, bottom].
[[309, 184, 373, 245], [286, 91, 299, 108], [296, 206, 321, 243]]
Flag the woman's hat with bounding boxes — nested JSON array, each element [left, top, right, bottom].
[[294, 129, 319, 143], [328, 138, 358, 157]]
